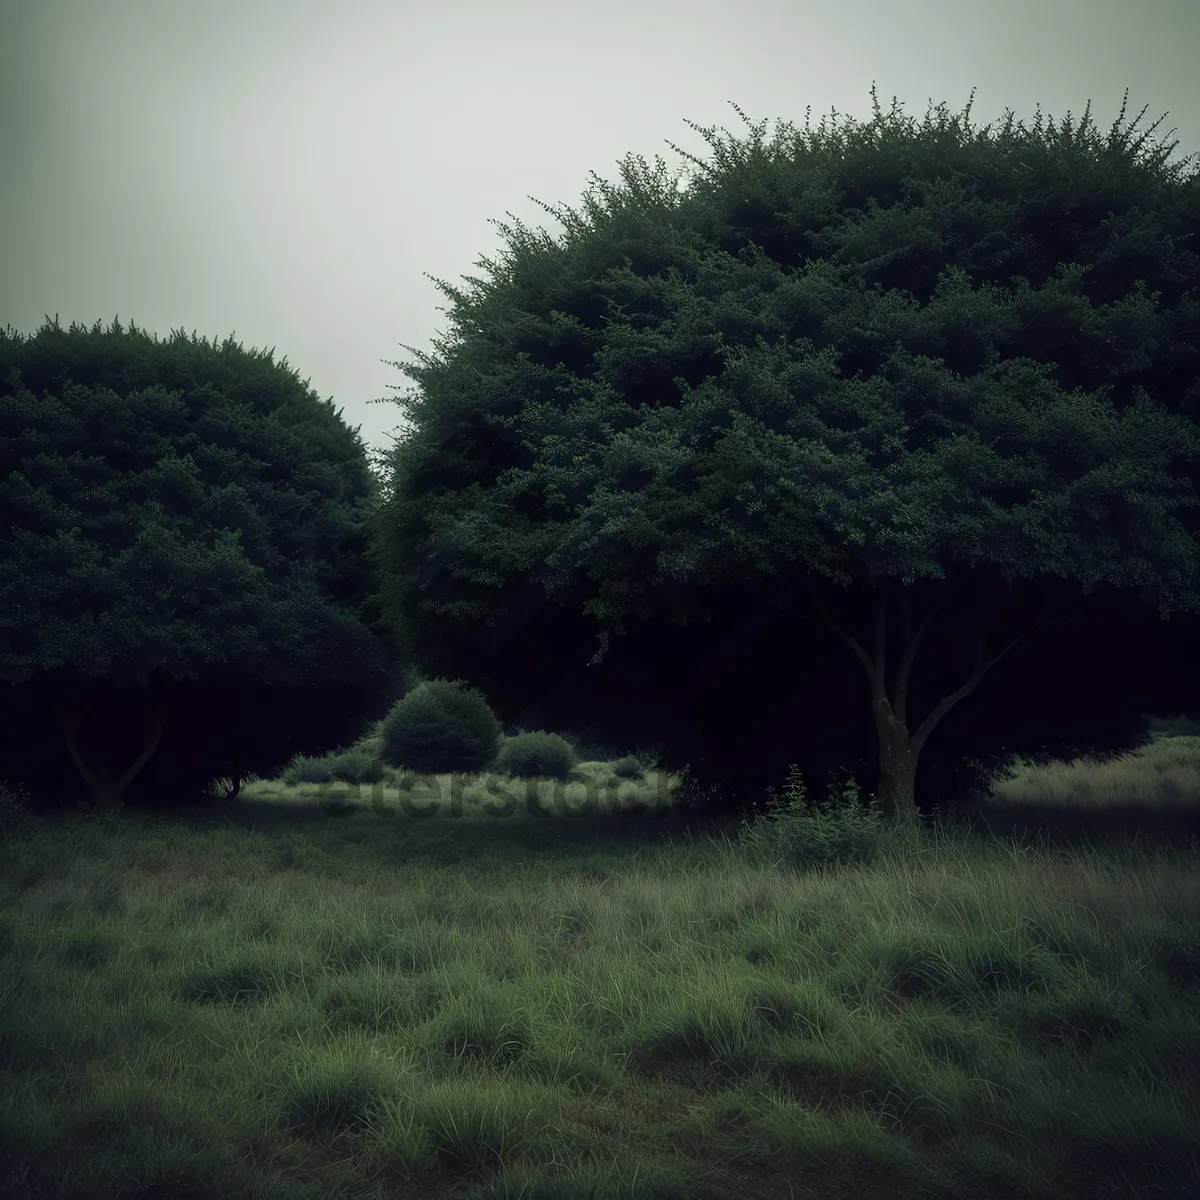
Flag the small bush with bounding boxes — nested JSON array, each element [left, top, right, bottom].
[[738, 765, 897, 872], [280, 744, 385, 787], [610, 755, 647, 780], [281, 753, 341, 787], [327, 744, 386, 784], [1141, 712, 1200, 743], [492, 731, 578, 780], [378, 678, 503, 775]]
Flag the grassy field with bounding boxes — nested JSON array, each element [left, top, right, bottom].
[[0, 725, 1197, 1200]]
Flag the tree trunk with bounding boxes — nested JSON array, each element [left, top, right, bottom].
[[763, 575, 1055, 830], [52, 695, 166, 815], [873, 700, 922, 825]]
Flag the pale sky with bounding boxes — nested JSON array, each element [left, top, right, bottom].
[[3, 0, 1197, 469]]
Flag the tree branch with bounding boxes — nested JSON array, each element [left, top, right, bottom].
[[908, 608, 1052, 754], [50, 694, 166, 807], [769, 573, 971, 726], [891, 578, 969, 727]]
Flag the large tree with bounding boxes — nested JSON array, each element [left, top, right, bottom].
[[361, 84, 1200, 826], [0, 317, 401, 813]]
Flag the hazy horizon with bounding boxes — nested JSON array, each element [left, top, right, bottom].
[[3, 0, 1197, 471]]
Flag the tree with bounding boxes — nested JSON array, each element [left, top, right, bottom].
[[0, 316, 399, 813], [361, 82, 1200, 827]]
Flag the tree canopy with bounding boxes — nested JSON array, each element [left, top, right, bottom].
[[0, 316, 397, 810], [361, 84, 1200, 823]]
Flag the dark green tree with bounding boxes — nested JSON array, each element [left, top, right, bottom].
[[0, 316, 399, 813], [362, 83, 1200, 827]]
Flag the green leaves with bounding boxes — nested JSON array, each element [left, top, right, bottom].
[[0, 319, 391, 693], [363, 92, 1200, 667]]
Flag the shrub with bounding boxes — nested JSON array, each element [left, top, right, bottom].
[[326, 744, 386, 784], [738, 764, 900, 872], [280, 743, 386, 787], [282, 752, 342, 787], [377, 678, 503, 775], [610, 754, 647, 780], [1140, 712, 1200, 743], [492, 730, 578, 780], [354, 717, 389, 750]]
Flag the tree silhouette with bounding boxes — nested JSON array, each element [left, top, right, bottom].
[[361, 83, 1200, 826], [0, 317, 398, 812]]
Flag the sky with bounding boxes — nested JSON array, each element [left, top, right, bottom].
[[3, 0, 1198, 472]]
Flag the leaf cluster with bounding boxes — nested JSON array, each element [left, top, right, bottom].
[[361, 84, 1200, 670], [0, 315, 393, 692]]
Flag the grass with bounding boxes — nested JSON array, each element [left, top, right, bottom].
[[0, 721, 1197, 1199]]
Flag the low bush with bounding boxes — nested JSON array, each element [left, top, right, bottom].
[[327, 744, 387, 784], [737, 764, 907, 872], [354, 717, 389, 750], [1140, 711, 1200, 743], [281, 743, 386, 787], [281, 753, 342, 787], [492, 731, 578, 780], [610, 755, 647, 780]]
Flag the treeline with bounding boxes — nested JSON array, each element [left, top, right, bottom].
[[3, 84, 1199, 822]]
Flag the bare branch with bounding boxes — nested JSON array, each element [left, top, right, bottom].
[[891, 578, 970, 724], [908, 609, 1052, 753], [49, 694, 166, 810]]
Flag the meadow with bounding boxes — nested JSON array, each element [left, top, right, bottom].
[[0, 715, 1197, 1200]]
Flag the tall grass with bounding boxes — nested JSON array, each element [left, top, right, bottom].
[[0, 726, 1197, 1199]]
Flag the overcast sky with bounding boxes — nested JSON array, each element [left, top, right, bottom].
[[3, 0, 1197, 469]]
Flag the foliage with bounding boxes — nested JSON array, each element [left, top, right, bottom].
[[377, 678, 504, 775], [492, 730, 578, 780], [364, 84, 1200, 668], [358, 82, 1200, 822], [1139, 711, 1200, 743], [273, 669, 435, 790], [0, 315, 416, 810], [0, 315, 395, 693], [609, 754, 648, 779], [738, 763, 906, 871], [281, 744, 386, 787]]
